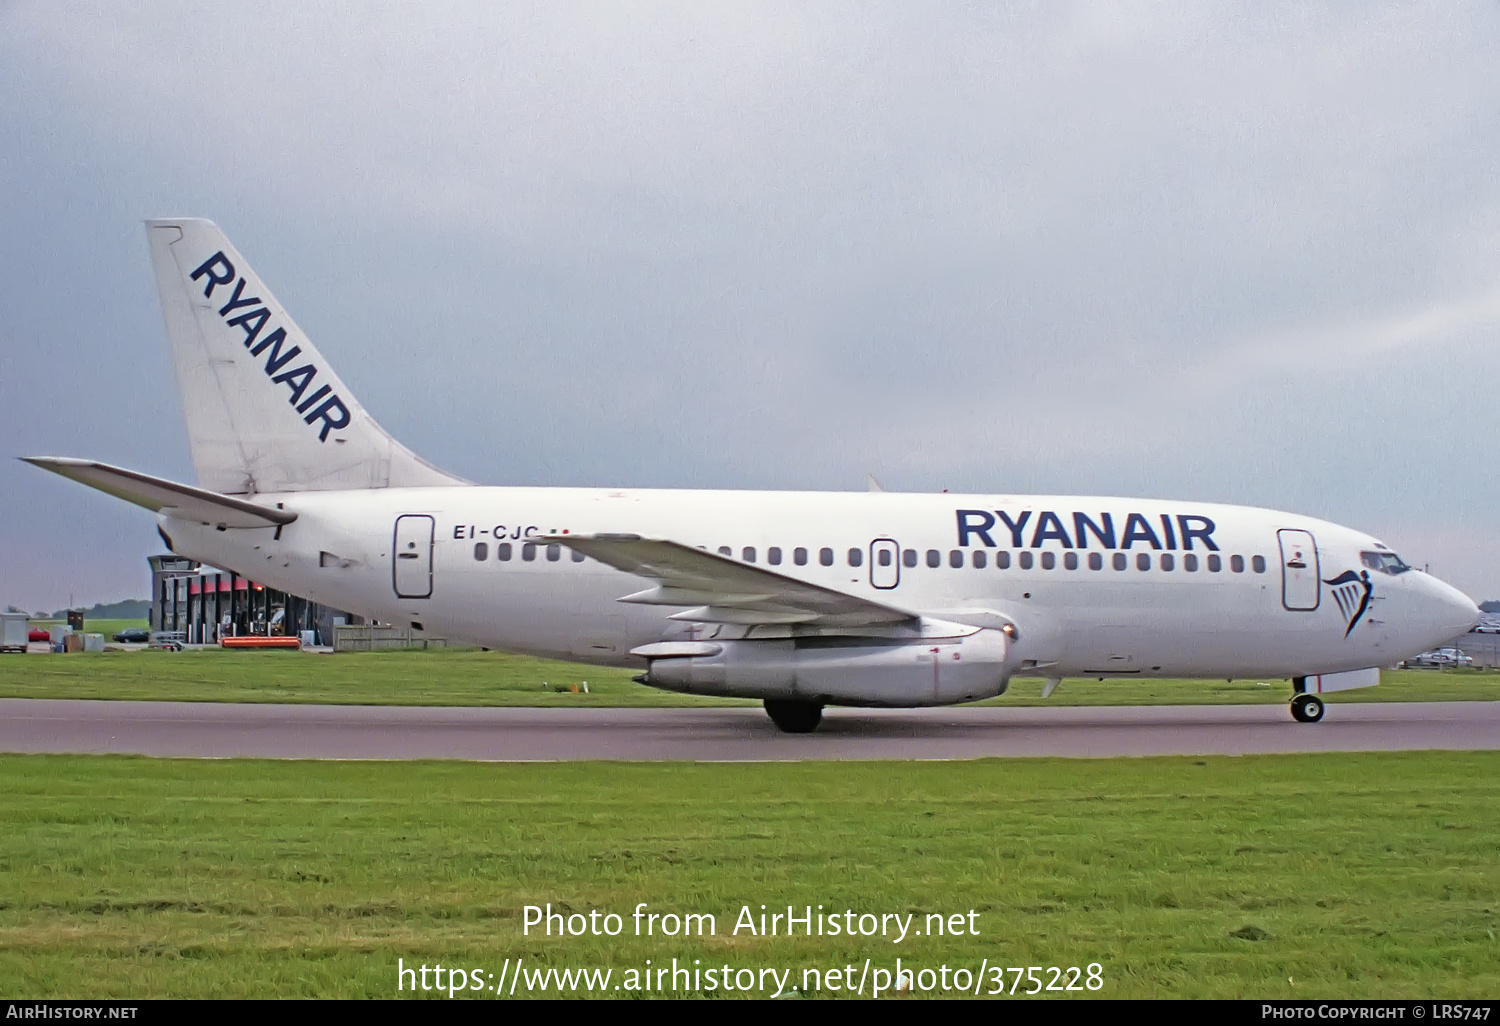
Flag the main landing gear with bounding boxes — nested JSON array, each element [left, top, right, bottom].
[[764, 699, 824, 733], [1290, 692, 1325, 723]]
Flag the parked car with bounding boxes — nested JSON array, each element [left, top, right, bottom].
[[1403, 648, 1474, 669], [112, 628, 151, 643], [28, 629, 50, 643]]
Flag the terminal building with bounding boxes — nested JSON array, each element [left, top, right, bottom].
[[148, 555, 358, 645]]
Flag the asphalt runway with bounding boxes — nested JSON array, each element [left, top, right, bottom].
[[0, 698, 1496, 761]]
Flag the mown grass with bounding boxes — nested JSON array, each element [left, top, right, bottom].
[[0, 646, 1495, 707], [0, 752, 1495, 998]]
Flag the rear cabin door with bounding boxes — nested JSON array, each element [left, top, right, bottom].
[[1278, 528, 1320, 611], [870, 538, 900, 590], [393, 515, 435, 599]]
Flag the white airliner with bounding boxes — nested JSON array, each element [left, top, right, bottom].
[[24, 219, 1479, 731]]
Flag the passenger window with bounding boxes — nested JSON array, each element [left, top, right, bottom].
[[1137, 553, 1150, 571], [926, 549, 941, 568], [820, 547, 835, 567], [1113, 553, 1127, 571], [972, 550, 987, 569], [497, 542, 512, 561], [1041, 551, 1056, 570], [1208, 554, 1222, 572], [996, 551, 1011, 569], [718, 546, 731, 557], [1159, 553, 1172, 571], [1088, 552, 1102, 570], [1252, 555, 1267, 573], [878, 548, 892, 567], [1019, 551, 1034, 570], [522, 543, 537, 562], [1183, 553, 1197, 572], [473, 542, 488, 561], [949, 549, 964, 569], [847, 548, 863, 567], [794, 547, 808, 566], [572, 549, 585, 562], [547, 543, 561, 562], [1231, 554, 1245, 573], [903, 549, 917, 568], [743, 546, 757, 563], [768, 547, 782, 566], [1064, 552, 1078, 570]]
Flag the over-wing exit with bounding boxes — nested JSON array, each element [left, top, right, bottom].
[[24, 220, 1479, 732]]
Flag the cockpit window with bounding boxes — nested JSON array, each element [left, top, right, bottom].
[[1361, 550, 1410, 575]]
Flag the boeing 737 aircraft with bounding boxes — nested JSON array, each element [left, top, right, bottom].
[[24, 220, 1480, 731]]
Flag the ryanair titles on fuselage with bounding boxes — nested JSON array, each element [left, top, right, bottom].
[[189, 252, 352, 442], [956, 509, 1219, 550]]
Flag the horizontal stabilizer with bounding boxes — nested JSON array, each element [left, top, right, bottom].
[[22, 457, 296, 529], [542, 534, 915, 628]]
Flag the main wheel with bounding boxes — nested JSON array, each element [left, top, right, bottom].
[[1290, 693, 1324, 723], [764, 699, 824, 733]]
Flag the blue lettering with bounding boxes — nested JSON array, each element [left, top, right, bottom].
[[1119, 513, 1163, 550], [1071, 512, 1115, 549], [1030, 511, 1073, 548], [304, 395, 350, 441], [216, 277, 263, 317], [1177, 515, 1219, 551], [995, 510, 1032, 548], [271, 364, 318, 406], [190, 252, 235, 297], [1159, 514, 1177, 550], [227, 307, 271, 348], [956, 510, 996, 548], [248, 328, 301, 374]]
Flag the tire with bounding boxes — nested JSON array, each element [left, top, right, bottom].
[[1290, 693, 1324, 723], [764, 699, 824, 733]]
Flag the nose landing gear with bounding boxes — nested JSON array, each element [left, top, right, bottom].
[[764, 699, 824, 733], [1290, 693, 1325, 723]]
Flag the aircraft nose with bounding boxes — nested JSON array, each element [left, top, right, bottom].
[[1424, 574, 1480, 638]]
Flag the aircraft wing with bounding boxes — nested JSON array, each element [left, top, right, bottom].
[[21, 457, 297, 529], [542, 534, 916, 627]]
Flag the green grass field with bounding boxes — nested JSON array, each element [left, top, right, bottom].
[[0, 645, 1495, 707], [0, 752, 1495, 998]]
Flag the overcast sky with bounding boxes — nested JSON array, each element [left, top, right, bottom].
[[3, 2, 1499, 610]]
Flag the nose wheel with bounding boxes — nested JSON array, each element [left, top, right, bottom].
[[764, 699, 824, 733], [1290, 693, 1325, 723]]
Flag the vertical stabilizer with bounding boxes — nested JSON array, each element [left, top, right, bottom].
[[146, 218, 464, 494]]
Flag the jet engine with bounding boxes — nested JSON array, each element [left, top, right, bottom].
[[631, 625, 1011, 707]]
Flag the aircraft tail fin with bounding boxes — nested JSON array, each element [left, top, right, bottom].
[[145, 218, 464, 494]]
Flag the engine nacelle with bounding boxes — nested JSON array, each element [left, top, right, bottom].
[[634, 627, 1012, 707]]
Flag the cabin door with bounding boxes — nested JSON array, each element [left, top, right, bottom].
[[1278, 529, 1320, 611], [393, 515, 435, 599], [869, 538, 900, 590]]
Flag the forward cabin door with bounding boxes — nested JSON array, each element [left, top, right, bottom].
[[1278, 529, 1320, 611], [393, 514, 435, 599], [870, 538, 900, 590]]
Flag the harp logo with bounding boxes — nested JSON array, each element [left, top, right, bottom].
[[1324, 569, 1373, 637]]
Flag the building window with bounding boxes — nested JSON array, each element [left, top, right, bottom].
[[1113, 552, 1127, 571], [1088, 552, 1103, 570], [522, 543, 537, 562], [1064, 552, 1078, 570], [903, 549, 918, 568], [972, 550, 987, 569], [847, 548, 863, 567], [572, 549, 585, 562], [996, 551, 1011, 569], [794, 547, 808, 566], [820, 547, 835, 567], [742, 546, 757, 563], [1184, 553, 1197, 572], [497, 542, 512, 561], [1231, 554, 1245, 573], [1208, 554, 1222, 572], [1019, 551, 1034, 570], [473, 542, 488, 561], [1252, 555, 1267, 573], [768, 546, 782, 566], [1161, 553, 1174, 571], [547, 543, 561, 562], [1137, 553, 1151, 571]]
